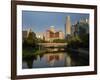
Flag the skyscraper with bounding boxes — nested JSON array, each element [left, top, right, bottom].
[[65, 16, 71, 38]]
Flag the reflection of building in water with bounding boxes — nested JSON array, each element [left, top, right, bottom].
[[44, 53, 64, 66], [45, 26, 64, 42], [65, 54, 71, 66]]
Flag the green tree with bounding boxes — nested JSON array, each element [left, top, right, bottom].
[[53, 39, 66, 43]]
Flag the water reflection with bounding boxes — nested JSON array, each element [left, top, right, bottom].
[[22, 51, 89, 69]]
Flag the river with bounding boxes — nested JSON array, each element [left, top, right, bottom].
[[22, 50, 89, 69]]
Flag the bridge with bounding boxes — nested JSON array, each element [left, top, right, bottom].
[[38, 43, 67, 48], [37, 43, 67, 52]]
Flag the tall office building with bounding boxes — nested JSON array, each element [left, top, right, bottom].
[[65, 16, 71, 37]]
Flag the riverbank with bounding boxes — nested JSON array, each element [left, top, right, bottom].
[[23, 48, 47, 59], [66, 48, 89, 60]]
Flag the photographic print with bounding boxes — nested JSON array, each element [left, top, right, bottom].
[[11, 1, 97, 79], [22, 11, 89, 69]]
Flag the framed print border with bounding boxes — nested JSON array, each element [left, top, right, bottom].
[[11, 1, 97, 80]]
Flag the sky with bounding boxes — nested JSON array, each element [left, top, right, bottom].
[[22, 10, 89, 34]]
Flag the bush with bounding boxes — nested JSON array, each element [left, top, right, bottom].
[[67, 34, 89, 49], [53, 39, 66, 43]]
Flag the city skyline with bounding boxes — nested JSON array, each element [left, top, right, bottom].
[[22, 11, 90, 69], [22, 11, 89, 34]]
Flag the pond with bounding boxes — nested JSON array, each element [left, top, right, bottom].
[[22, 50, 89, 69]]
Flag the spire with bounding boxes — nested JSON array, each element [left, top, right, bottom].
[[27, 28, 32, 37]]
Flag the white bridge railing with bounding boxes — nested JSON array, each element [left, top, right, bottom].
[[38, 43, 67, 47]]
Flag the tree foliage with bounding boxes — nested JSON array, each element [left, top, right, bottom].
[[53, 39, 67, 43]]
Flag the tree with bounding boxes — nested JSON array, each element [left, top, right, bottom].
[[53, 39, 66, 43], [23, 31, 38, 47]]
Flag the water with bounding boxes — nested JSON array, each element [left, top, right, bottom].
[[22, 51, 89, 69]]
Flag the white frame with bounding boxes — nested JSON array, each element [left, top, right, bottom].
[[17, 5, 95, 76]]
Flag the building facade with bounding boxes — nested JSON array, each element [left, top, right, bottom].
[[65, 16, 71, 38], [71, 18, 89, 36], [45, 26, 64, 42]]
